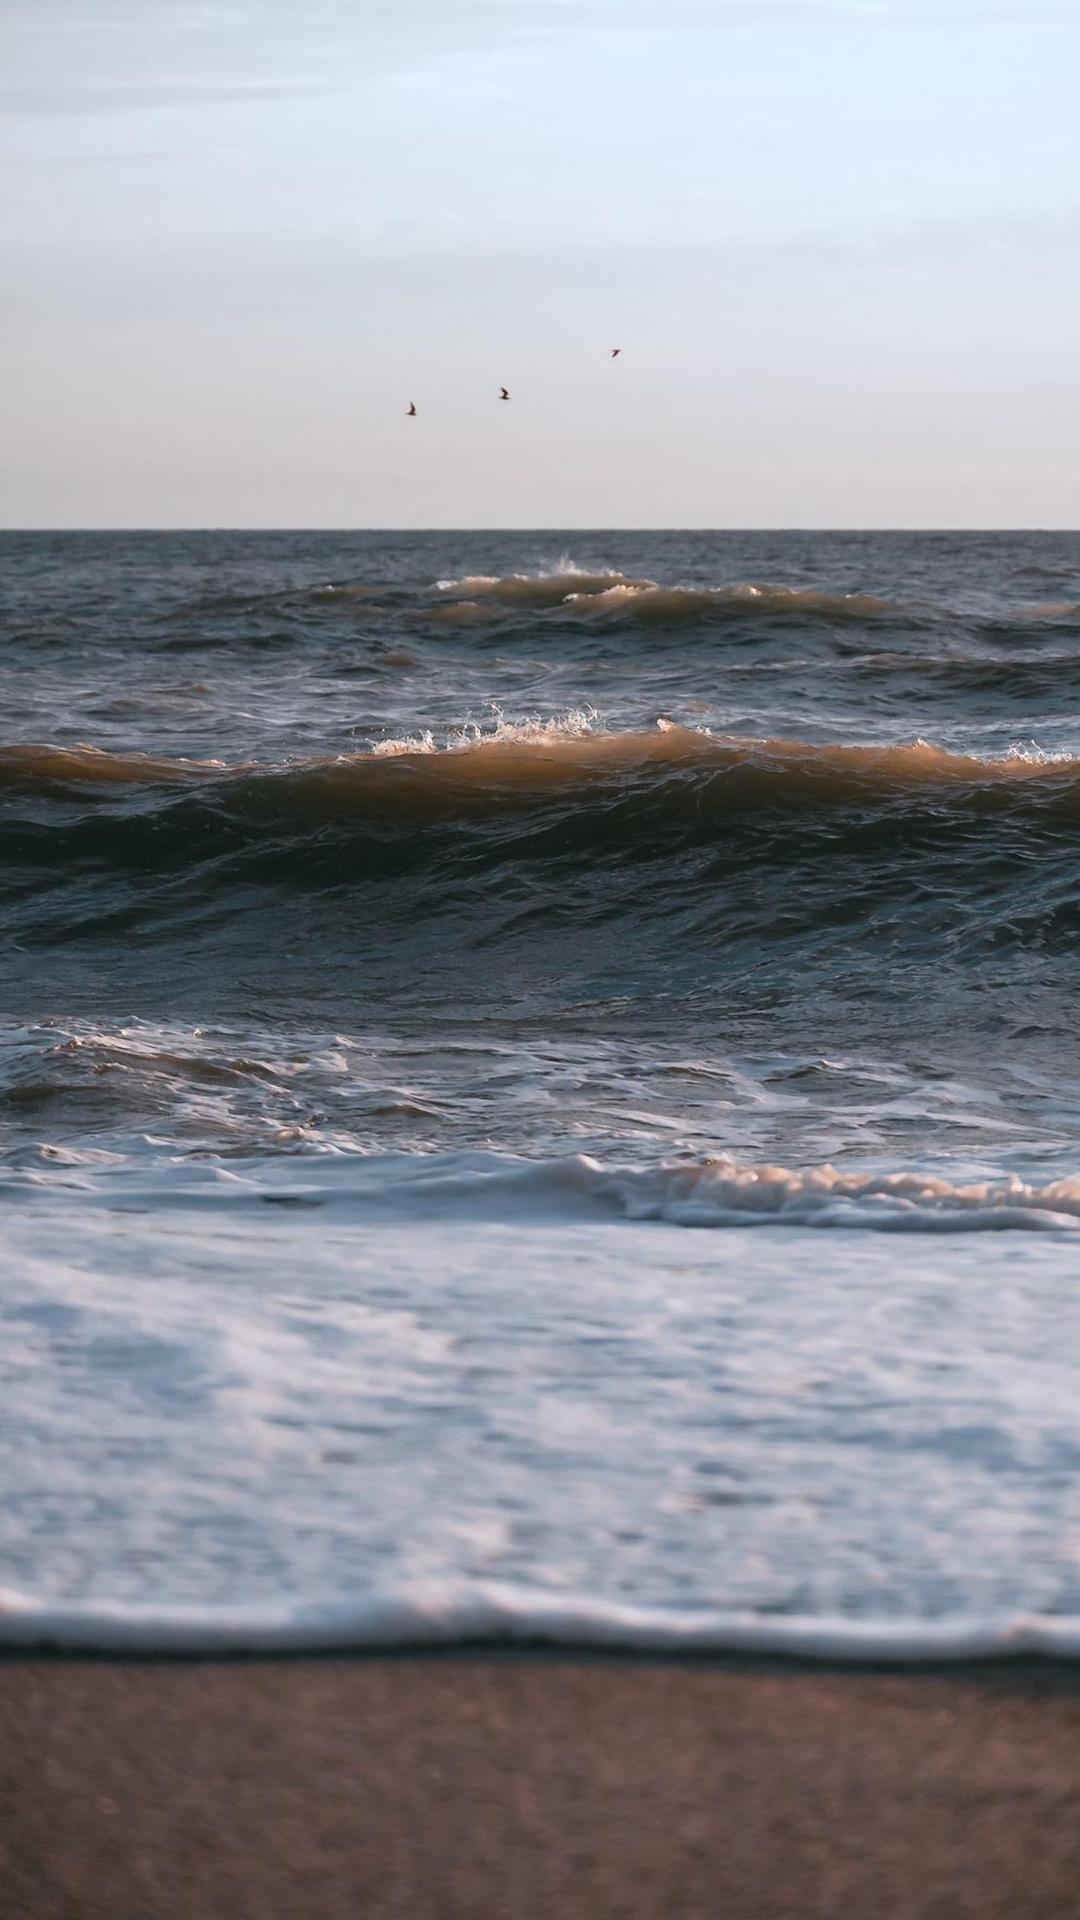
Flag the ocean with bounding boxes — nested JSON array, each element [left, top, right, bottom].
[[3, 527, 1080, 1657]]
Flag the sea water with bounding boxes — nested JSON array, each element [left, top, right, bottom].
[[3, 529, 1080, 1654]]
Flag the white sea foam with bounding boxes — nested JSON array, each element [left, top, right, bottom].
[[425, 564, 636, 599], [597, 1156, 1080, 1231], [1000, 739, 1075, 766], [7, 1148, 1075, 1232], [371, 709, 601, 758], [5, 1152, 1080, 1628], [4, 1583, 1080, 1661], [392, 1150, 1080, 1233]]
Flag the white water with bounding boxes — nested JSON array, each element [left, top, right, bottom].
[[6, 1586, 1080, 1662], [4, 1145, 1080, 1652], [6, 1146, 1080, 1229]]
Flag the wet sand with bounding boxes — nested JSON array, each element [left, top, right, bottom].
[[4, 1656, 1080, 1919]]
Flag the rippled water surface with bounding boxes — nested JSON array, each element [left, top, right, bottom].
[[3, 529, 1080, 1647]]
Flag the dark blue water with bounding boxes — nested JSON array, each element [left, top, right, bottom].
[[4, 529, 1080, 1116]]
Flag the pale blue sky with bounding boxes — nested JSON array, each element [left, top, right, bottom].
[[3, 0, 1078, 526]]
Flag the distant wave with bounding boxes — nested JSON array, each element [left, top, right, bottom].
[[982, 604, 1080, 632], [167, 566, 907, 630], [436, 567, 640, 607], [432, 570, 1080, 635], [5, 1582, 1080, 1658], [53, 562, 1080, 650], [433, 568, 902, 625]]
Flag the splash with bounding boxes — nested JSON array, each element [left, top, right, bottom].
[[372, 708, 600, 758]]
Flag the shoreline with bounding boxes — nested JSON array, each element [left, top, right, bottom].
[[4, 1653, 1080, 1918], [9, 1592, 1080, 1666], [8, 1639, 1080, 1683]]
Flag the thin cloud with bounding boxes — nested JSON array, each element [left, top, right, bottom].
[[2, 0, 1070, 123], [0, 82, 333, 117]]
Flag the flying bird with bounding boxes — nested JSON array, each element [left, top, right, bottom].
[[406, 402, 417, 416], [499, 386, 510, 401], [610, 348, 622, 359]]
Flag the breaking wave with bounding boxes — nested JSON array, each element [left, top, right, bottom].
[[4, 721, 1080, 953], [162, 563, 1080, 636], [151, 566, 911, 635], [592, 1153, 1080, 1232], [433, 569, 901, 625], [4, 722, 1078, 800], [5, 1144, 1076, 1234]]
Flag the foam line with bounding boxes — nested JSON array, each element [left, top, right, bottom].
[[4, 1148, 1078, 1232], [5, 1585, 1080, 1660]]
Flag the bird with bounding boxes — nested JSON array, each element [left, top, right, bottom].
[[406, 402, 417, 416], [499, 386, 510, 401], [610, 348, 622, 359]]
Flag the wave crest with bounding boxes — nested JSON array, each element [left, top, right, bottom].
[[5, 727, 1079, 931], [4, 725, 1078, 802], [433, 570, 901, 625], [595, 1155, 1080, 1232]]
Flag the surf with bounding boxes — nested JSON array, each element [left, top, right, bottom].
[[4, 722, 1079, 800]]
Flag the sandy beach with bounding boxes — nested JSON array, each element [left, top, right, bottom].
[[4, 1655, 1080, 1919]]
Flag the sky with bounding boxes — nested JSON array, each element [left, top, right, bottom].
[[2, 0, 1078, 527]]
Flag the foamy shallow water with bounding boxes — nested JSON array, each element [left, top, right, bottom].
[[5, 1145, 1080, 1649]]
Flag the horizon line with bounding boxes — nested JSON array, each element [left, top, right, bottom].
[[2, 525, 1078, 537]]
